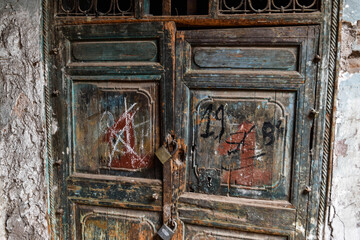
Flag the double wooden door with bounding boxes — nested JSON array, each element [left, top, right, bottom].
[[52, 22, 319, 239]]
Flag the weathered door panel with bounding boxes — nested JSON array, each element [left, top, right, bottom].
[[73, 81, 159, 178], [189, 90, 295, 200], [175, 26, 319, 239], [185, 224, 290, 240], [52, 22, 175, 239], [75, 205, 161, 240]]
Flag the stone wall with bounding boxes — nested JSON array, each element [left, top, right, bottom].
[[0, 0, 48, 239]]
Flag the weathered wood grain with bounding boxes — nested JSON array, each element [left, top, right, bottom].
[[68, 173, 163, 211], [49, 10, 325, 238], [72, 41, 158, 62], [174, 25, 319, 240], [74, 204, 161, 239], [178, 192, 296, 233], [185, 224, 288, 240], [52, 22, 168, 239], [56, 12, 323, 28], [193, 47, 298, 70]]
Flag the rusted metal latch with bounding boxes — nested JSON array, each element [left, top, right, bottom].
[[155, 139, 178, 164]]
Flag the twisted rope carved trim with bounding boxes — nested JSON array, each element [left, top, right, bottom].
[[42, 0, 56, 238], [316, 0, 340, 239]]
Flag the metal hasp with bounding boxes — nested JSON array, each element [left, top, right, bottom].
[[155, 140, 178, 164]]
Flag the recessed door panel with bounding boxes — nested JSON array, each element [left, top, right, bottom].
[[192, 46, 299, 71], [189, 90, 295, 200], [75, 205, 161, 240], [73, 82, 159, 178], [185, 224, 288, 240]]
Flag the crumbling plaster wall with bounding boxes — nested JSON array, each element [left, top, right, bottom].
[[0, 0, 48, 239], [324, 0, 360, 239]]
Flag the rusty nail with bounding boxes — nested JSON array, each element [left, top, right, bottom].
[[303, 186, 312, 194], [54, 159, 62, 166], [50, 48, 59, 55], [152, 193, 159, 200], [52, 90, 60, 97], [313, 55, 321, 63], [55, 208, 64, 215], [309, 108, 319, 118]]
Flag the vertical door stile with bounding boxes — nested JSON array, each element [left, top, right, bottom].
[[162, 21, 177, 226], [209, 0, 218, 17], [162, 0, 171, 15], [135, 0, 144, 19]]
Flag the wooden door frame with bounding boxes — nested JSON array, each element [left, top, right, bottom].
[[42, 0, 342, 239]]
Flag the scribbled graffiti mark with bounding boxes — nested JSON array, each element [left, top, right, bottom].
[[102, 98, 151, 170], [200, 104, 225, 142], [196, 101, 288, 187], [224, 123, 256, 156]]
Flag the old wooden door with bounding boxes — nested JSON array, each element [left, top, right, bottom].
[[172, 26, 320, 239], [51, 20, 320, 240], [52, 22, 176, 239]]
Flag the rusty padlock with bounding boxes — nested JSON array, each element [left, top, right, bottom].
[[157, 220, 177, 240], [155, 140, 178, 164]]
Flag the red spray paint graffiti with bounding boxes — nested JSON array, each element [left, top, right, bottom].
[[104, 103, 151, 170], [218, 121, 271, 187]]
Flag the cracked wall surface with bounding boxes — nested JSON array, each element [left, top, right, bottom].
[[324, 1, 360, 239], [0, 0, 48, 239]]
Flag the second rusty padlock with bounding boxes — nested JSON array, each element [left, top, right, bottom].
[[155, 140, 178, 164]]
